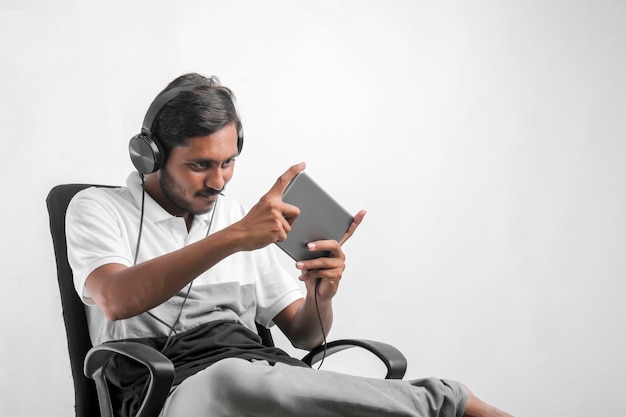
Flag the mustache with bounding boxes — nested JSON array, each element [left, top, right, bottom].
[[196, 188, 225, 197]]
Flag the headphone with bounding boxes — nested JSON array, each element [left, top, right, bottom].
[[129, 85, 244, 175]]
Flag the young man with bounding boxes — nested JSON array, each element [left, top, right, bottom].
[[66, 73, 512, 417]]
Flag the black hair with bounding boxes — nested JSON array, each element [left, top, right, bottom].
[[151, 73, 242, 158]]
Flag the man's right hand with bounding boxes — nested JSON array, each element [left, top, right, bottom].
[[230, 162, 306, 251]]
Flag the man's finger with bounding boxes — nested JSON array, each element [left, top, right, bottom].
[[339, 210, 366, 246], [266, 162, 306, 199]]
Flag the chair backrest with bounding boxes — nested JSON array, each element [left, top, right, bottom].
[[47, 184, 104, 417], [46, 184, 276, 417]]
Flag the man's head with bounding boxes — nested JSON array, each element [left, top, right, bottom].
[[129, 73, 243, 175], [153, 73, 243, 161], [137, 73, 243, 219]]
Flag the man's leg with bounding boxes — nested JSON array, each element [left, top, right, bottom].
[[160, 358, 470, 417]]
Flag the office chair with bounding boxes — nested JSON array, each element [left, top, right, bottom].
[[47, 183, 407, 417]]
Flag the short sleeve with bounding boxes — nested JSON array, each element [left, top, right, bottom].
[[66, 188, 133, 304], [253, 244, 303, 327]]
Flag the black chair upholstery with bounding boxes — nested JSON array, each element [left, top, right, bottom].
[[47, 183, 407, 417]]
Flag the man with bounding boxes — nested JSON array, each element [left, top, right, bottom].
[[66, 73, 512, 417]]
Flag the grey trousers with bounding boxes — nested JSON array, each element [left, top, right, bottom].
[[159, 357, 468, 417]]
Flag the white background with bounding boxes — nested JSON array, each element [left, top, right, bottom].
[[1, 1, 625, 416]]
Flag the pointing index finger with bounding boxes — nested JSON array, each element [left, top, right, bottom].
[[267, 162, 306, 199]]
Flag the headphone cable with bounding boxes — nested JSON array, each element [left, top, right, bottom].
[[314, 277, 327, 369], [134, 174, 219, 352], [160, 195, 220, 352], [133, 174, 146, 266]]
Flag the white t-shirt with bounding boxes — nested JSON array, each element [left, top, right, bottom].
[[66, 172, 303, 346]]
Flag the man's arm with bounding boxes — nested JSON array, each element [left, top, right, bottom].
[[85, 163, 306, 321], [86, 228, 244, 321]]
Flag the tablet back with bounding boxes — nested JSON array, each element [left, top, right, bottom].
[[276, 172, 354, 261]]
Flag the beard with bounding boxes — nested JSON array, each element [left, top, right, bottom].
[[159, 167, 221, 216]]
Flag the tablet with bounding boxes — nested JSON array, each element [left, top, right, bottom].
[[275, 172, 354, 261]]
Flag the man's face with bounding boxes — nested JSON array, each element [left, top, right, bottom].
[[157, 123, 239, 217]]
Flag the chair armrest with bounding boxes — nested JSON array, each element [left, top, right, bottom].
[[300, 339, 407, 379], [84, 342, 174, 417]]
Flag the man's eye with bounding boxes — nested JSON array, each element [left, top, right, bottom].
[[222, 158, 235, 168], [190, 163, 207, 171]]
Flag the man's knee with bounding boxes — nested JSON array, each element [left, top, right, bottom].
[[205, 358, 257, 395], [204, 358, 276, 410], [162, 358, 258, 415], [212, 359, 299, 409], [164, 358, 298, 416]]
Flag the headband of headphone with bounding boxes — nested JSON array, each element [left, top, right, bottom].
[[129, 85, 244, 175]]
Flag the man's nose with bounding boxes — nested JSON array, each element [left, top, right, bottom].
[[205, 168, 225, 191]]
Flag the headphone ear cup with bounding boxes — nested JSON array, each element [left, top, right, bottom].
[[129, 133, 164, 175], [237, 122, 244, 154]]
